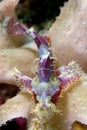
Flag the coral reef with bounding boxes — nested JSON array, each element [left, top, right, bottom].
[[49, 0, 87, 72], [0, 16, 87, 130], [0, 0, 87, 130], [0, 0, 38, 79]]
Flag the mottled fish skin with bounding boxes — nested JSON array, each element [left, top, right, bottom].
[[4, 16, 83, 130], [6, 17, 60, 107]]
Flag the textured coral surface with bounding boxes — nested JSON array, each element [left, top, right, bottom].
[[49, 0, 87, 72], [0, 0, 87, 130]]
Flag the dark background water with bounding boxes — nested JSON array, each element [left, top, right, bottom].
[[16, 0, 68, 28]]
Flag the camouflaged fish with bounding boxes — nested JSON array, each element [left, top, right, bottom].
[[0, 17, 84, 130]]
